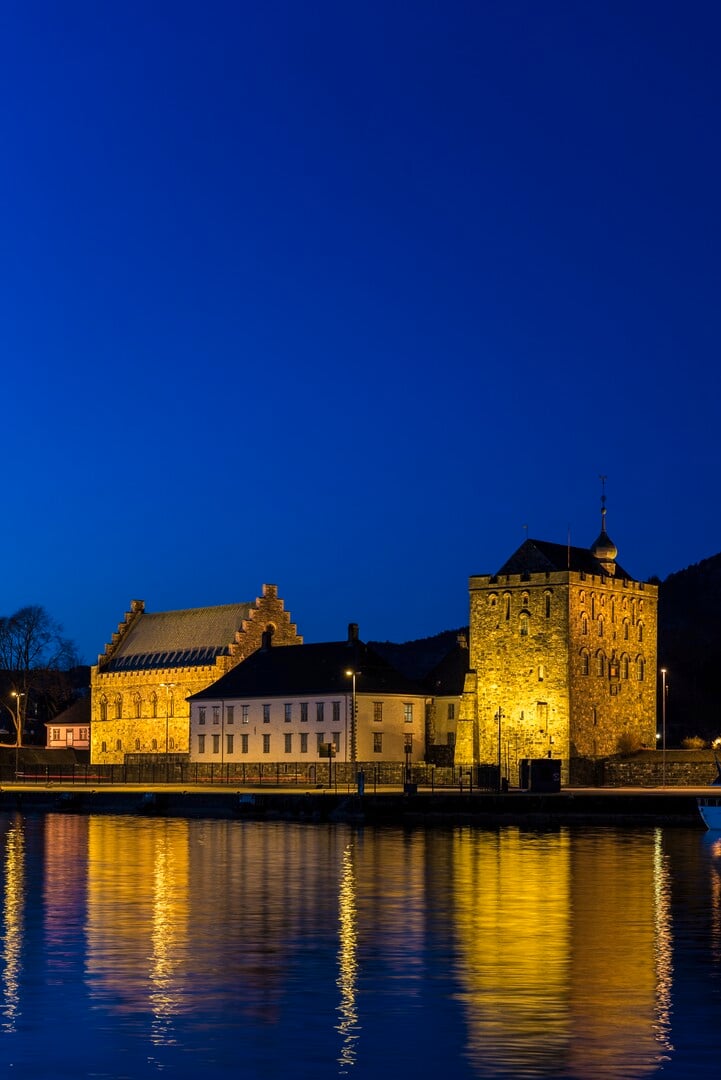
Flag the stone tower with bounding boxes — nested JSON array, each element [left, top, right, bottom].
[[456, 501, 657, 784]]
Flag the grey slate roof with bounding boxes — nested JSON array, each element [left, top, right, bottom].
[[102, 603, 254, 672], [494, 538, 634, 581], [189, 639, 427, 701]]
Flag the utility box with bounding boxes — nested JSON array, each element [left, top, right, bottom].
[[520, 758, 561, 792]]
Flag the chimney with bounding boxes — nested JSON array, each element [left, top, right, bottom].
[[348, 623, 359, 643]]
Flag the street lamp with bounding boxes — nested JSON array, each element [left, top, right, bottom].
[[495, 707, 505, 793], [11, 691, 25, 779], [344, 670, 359, 765], [661, 668, 668, 788]]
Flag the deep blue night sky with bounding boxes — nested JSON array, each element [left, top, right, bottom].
[[2, 1, 720, 662]]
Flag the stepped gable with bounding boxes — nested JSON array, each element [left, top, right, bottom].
[[100, 602, 255, 672], [495, 538, 634, 581], [189, 636, 426, 701]]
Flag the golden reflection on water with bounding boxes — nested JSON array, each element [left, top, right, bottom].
[[451, 826, 674, 1078], [0, 815, 24, 1031], [336, 842, 359, 1073]]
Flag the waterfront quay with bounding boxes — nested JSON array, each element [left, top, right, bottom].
[[0, 781, 711, 826]]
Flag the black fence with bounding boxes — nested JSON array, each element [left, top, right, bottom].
[[0, 758, 503, 791]]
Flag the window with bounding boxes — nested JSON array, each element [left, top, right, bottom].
[[168, 693, 175, 718], [581, 651, 589, 676], [537, 702, 548, 728], [638, 658, 645, 681], [373, 732, 383, 753], [404, 703, 414, 724], [521, 591, 530, 608], [99, 696, 108, 722], [213, 706, 220, 725], [114, 695, 122, 719], [622, 655, 629, 679], [316, 702, 324, 723], [544, 592, 551, 618], [199, 707, 206, 725], [285, 733, 292, 754], [520, 613, 529, 637], [638, 622, 644, 642], [227, 733, 234, 754], [300, 702, 309, 723], [316, 733, 325, 752], [133, 693, 141, 719], [241, 734, 249, 754], [212, 734, 220, 754], [263, 734, 271, 754], [447, 703, 455, 721], [581, 613, 589, 636], [598, 617, 604, 638], [52, 728, 60, 742], [101, 740, 107, 753], [597, 654, 605, 677], [332, 732, 340, 750], [151, 693, 158, 719], [226, 705, 234, 725], [136, 738, 142, 751], [332, 701, 341, 723], [79, 728, 88, 741], [623, 620, 630, 640], [263, 704, 271, 724], [242, 705, 249, 724], [115, 739, 122, 751], [300, 733, 308, 753], [504, 593, 511, 620], [169, 737, 175, 750], [198, 734, 206, 753], [373, 702, 383, 722], [284, 703, 292, 723]]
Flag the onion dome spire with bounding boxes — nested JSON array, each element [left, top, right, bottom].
[[590, 475, 618, 574]]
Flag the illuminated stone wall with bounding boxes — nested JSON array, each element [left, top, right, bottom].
[[90, 586, 302, 765], [457, 570, 658, 782]]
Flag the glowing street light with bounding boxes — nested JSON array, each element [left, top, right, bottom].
[[344, 670, 359, 764], [661, 668, 668, 788], [11, 691, 25, 779]]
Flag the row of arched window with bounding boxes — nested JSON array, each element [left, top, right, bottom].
[[98, 690, 184, 721], [579, 650, 646, 680], [579, 590, 645, 624], [99, 737, 176, 753], [580, 613, 644, 642], [489, 590, 553, 619]]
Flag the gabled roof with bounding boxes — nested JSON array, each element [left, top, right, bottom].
[[102, 603, 254, 672], [494, 538, 634, 581], [189, 639, 427, 701]]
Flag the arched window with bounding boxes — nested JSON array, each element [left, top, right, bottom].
[[638, 622, 644, 643], [581, 613, 589, 636], [623, 619, 630, 640], [598, 616, 604, 638], [621, 654, 629, 679], [597, 653, 605, 677], [115, 739, 122, 751], [99, 696, 108, 722], [579, 590, 586, 605], [151, 738, 158, 751], [168, 693, 175, 718], [637, 657, 645, 681], [133, 693, 141, 719], [489, 593, 498, 609], [580, 650, 589, 676], [169, 737, 175, 750], [544, 591, 551, 618], [135, 738, 141, 751], [504, 593, 511, 620], [114, 695, 122, 719], [520, 613, 529, 637], [151, 692, 158, 719], [521, 592, 530, 609]]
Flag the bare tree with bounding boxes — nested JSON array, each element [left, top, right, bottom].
[[0, 606, 80, 746]]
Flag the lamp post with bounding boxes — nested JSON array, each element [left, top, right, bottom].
[[661, 668, 667, 788], [344, 670, 359, 765], [11, 691, 25, 780], [495, 707, 505, 792]]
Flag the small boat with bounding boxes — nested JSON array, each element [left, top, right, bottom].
[[698, 796, 721, 830], [697, 757, 721, 829]]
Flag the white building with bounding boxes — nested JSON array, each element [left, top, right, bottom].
[[187, 625, 428, 766]]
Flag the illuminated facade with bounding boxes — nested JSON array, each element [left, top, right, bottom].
[[456, 505, 658, 783], [90, 584, 301, 764], [187, 624, 428, 766]]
